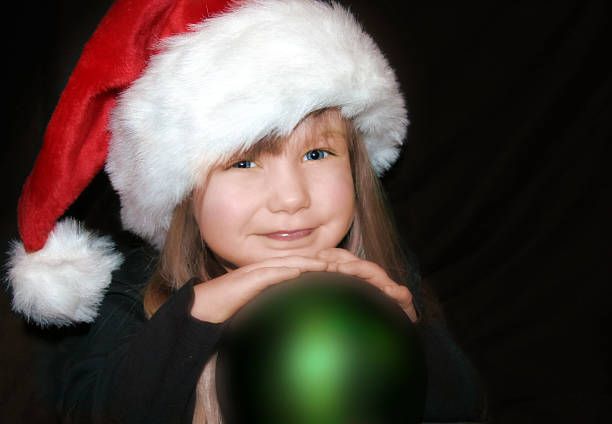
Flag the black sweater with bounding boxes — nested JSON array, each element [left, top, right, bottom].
[[45, 246, 486, 423]]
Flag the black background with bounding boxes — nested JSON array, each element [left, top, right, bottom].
[[2, 1, 611, 422]]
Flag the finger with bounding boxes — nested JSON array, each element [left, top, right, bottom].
[[335, 260, 395, 290], [384, 285, 418, 322], [383, 285, 413, 307], [316, 248, 359, 263], [237, 260, 332, 303], [237, 266, 302, 296], [243, 256, 328, 273], [334, 261, 418, 322], [195, 266, 302, 323]]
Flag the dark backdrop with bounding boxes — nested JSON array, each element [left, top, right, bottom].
[[2, 1, 611, 422]]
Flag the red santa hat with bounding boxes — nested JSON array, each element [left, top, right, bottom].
[[8, 0, 408, 326]]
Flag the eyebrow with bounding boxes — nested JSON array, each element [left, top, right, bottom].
[[221, 122, 347, 166], [222, 135, 285, 165], [303, 128, 347, 147]]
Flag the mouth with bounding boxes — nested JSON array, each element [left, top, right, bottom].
[[261, 228, 314, 241]]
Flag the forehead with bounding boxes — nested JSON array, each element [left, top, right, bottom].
[[229, 109, 348, 161]]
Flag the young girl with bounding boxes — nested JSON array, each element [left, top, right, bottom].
[[9, 0, 485, 422]]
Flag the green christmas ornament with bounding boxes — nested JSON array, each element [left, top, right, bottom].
[[216, 272, 427, 424]]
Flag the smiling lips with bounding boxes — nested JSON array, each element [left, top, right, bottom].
[[262, 228, 314, 241]]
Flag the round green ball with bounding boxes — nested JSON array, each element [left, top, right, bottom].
[[216, 272, 427, 424]]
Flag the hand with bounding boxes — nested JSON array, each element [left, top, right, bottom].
[[317, 248, 418, 322], [190, 256, 328, 323]]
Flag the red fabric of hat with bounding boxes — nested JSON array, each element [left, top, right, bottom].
[[10, 0, 233, 325], [19, 0, 230, 253]]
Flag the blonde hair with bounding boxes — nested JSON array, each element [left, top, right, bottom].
[[143, 109, 419, 423]]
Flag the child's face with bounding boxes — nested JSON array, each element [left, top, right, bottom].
[[193, 112, 355, 268]]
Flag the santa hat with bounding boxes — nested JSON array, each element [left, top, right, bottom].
[[8, 0, 408, 326]]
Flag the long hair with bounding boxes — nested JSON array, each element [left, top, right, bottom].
[[142, 109, 421, 423]]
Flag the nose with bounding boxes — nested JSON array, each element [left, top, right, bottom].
[[265, 163, 310, 214]]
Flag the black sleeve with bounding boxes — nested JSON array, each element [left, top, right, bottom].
[[48, 246, 484, 423], [401, 249, 487, 422], [416, 321, 487, 423], [50, 249, 224, 424]]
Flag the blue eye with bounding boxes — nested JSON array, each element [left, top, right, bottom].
[[303, 149, 329, 161], [231, 160, 256, 169]]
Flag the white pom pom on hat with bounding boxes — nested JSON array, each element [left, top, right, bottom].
[[8, 219, 123, 326], [9, 0, 408, 325]]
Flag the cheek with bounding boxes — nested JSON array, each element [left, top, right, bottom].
[[315, 162, 355, 223], [195, 177, 255, 242], [327, 177, 354, 213]]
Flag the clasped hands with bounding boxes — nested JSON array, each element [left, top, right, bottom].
[[191, 248, 417, 324]]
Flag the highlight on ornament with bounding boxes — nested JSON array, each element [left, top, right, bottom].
[[213, 272, 427, 424]]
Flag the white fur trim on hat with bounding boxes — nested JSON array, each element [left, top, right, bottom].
[[106, 0, 407, 249], [7, 219, 123, 326]]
